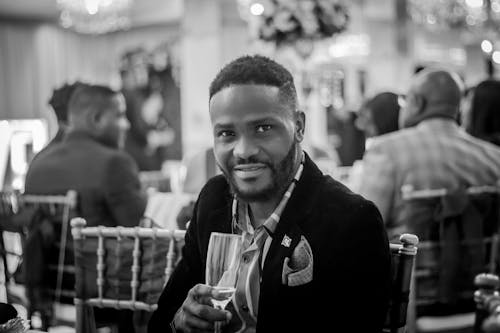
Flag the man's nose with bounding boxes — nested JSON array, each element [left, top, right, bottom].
[[233, 136, 259, 160]]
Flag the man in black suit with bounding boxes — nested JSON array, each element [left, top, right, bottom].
[[24, 84, 146, 333], [25, 84, 146, 227], [148, 55, 391, 332]]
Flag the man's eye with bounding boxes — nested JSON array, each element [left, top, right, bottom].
[[218, 130, 234, 138], [256, 125, 272, 133]]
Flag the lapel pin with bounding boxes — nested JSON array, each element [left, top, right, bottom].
[[281, 235, 292, 247]]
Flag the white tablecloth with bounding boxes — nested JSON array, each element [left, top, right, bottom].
[[144, 192, 195, 230]]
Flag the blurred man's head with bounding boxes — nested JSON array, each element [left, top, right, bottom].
[[399, 69, 463, 129], [208, 55, 305, 203], [68, 84, 129, 149], [48, 81, 84, 127], [356, 92, 400, 138]]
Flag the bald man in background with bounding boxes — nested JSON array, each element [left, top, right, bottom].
[[358, 69, 500, 239]]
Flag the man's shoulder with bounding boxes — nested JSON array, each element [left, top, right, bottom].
[[197, 175, 231, 206], [369, 127, 419, 151], [464, 132, 500, 154], [320, 175, 381, 218], [310, 175, 385, 238]]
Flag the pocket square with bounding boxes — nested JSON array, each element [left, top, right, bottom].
[[281, 235, 313, 286]]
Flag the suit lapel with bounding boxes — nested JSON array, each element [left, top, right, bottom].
[[258, 154, 323, 313]]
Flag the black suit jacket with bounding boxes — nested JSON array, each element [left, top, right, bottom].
[[148, 154, 391, 332], [25, 131, 146, 227]]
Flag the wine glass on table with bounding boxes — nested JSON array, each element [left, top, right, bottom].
[[205, 232, 243, 333]]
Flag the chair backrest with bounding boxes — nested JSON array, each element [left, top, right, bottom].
[[0, 190, 77, 329], [21, 190, 78, 304], [70, 217, 186, 333], [384, 233, 419, 333], [401, 185, 500, 317], [473, 273, 500, 333]]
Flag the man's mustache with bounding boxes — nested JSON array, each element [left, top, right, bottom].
[[228, 157, 272, 169]]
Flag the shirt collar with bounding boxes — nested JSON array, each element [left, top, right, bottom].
[[232, 152, 305, 236]]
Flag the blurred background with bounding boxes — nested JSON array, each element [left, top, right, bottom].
[[0, 0, 498, 190]]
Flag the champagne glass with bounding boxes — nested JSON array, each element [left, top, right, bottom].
[[205, 232, 242, 332]]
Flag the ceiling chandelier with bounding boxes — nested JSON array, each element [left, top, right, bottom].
[[57, 0, 134, 34], [408, 0, 500, 35]]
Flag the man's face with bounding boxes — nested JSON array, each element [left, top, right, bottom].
[[398, 89, 420, 129], [97, 94, 129, 148], [209, 85, 303, 202]]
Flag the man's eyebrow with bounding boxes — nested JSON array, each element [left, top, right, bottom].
[[213, 123, 233, 130], [247, 116, 281, 125]]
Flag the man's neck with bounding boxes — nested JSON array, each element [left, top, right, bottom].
[[248, 198, 282, 229], [245, 150, 303, 229]]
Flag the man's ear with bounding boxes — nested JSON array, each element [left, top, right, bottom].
[[413, 94, 426, 116], [294, 111, 306, 142], [88, 109, 103, 131]]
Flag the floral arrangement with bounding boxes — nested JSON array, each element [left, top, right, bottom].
[[256, 0, 349, 46]]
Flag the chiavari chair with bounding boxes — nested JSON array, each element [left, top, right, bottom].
[[401, 185, 500, 332], [71, 217, 186, 333]]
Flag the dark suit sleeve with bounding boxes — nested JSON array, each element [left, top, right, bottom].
[[148, 198, 204, 333], [104, 152, 146, 227], [333, 200, 391, 332]]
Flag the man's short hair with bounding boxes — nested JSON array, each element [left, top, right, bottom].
[[48, 82, 84, 122], [68, 84, 119, 119], [209, 55, 298, 111]]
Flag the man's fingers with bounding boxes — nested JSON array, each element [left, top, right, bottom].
[[186, 301, 229, 322], [188, 284, 213, 300], [179, 283, 232, 332], [183, 312, 213, 331]]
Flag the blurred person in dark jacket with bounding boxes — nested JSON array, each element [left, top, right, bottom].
[[24, 84, 146, 333], [463, 79, 500, 146], [25, 83, 146, 227]]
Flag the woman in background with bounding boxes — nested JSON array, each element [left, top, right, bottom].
[[356, 91, 400, 140], [348, 92, 400, 191]]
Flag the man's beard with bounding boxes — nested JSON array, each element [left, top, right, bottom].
[[220, 141, 299, 203]]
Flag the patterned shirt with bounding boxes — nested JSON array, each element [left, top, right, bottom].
[[358, 118, 500, 238], [226, 153, 304, 333]]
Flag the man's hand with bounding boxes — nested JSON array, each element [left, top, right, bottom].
[[173, 284, 232, 333]]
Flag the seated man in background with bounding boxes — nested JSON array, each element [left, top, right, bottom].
[[358, 69, 500, 239], [148, 55, 390, 333], [25, 83, 147, 228]]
